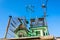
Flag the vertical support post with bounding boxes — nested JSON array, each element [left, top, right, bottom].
[[40, 30, 43, 36], [4, 16, 12, 38]]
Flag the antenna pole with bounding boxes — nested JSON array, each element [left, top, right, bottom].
[[42, 0, 49, 35], [42, 0, 48, 26]]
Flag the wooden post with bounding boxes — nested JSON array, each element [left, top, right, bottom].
[[4, 16, 12, 38]]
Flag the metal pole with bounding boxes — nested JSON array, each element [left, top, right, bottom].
[[4, 16, 12, 38], [42, 0, 48, 26], [42, 0, 49, 35]]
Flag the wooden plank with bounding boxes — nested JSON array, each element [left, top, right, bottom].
[[0, 36, 54, 40]]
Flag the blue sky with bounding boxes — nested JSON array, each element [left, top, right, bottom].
[[0, 0, 60, 38]]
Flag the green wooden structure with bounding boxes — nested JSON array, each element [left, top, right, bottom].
[[14, 17, 49, 38]]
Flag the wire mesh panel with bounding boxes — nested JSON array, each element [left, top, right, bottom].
[[5, 16, 28, 38]]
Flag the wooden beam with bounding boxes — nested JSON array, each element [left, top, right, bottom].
[[3, 36, 54, 40]]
